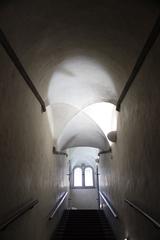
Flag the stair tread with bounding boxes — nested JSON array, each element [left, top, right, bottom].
[[52, 210, 116, 240]]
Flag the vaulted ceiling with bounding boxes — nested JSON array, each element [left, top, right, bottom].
[[0, 0, 159, 150]]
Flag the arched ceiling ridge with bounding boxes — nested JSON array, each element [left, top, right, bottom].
[[47, 100, 116, 148], [56, 110, 110, 151]]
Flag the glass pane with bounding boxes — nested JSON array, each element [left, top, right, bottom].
[[74, 167, 82, 187], [85, 167, 94, 187]]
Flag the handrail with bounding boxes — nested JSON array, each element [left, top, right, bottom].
[[49, 192, 68, 220], [116, 14, 160, 111], [53, 147, 68, 157], [0, 29, 46, 112], [99, 191, 118, 218], [125, 199, 160, 229], [0, 199, 39, 231], [98, 148, 112, 156]]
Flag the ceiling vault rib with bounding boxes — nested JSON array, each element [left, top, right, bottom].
[[0, 29, 46, 112], [116, 14, 160, 112]]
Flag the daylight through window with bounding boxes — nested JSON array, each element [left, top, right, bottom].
[[73, 166, 94, 188], [85, 167, 94, 187], [74, 167, 83, 187]]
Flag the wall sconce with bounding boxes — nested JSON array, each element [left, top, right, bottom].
[[107, 131, 117, 143]]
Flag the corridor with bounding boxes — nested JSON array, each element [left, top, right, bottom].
[[0, 1, 160, 240]]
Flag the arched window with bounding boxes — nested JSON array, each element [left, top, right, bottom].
[[73, 165, 94, 188], [84, 167, 94, 187], [73, 167, 83, 187]]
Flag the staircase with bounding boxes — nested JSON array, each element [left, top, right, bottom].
[[53, 210, 116, 239]]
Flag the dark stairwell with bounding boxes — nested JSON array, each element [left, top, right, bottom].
[[53, 210, 116, 240], [0, 1, 160, 240]]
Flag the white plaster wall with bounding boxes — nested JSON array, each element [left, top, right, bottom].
[[0, 38, 69, 240], [70, 189, 98, 209]]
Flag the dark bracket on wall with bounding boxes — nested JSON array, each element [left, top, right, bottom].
[[116, 14, 160, 111], [98, 148, 112, 156], [0, 29, 46, 112], [53, 146, 68, 157]]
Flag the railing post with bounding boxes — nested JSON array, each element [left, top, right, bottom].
[[96, 164, 100, 209]]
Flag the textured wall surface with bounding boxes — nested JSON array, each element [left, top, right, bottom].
[[0, 39, 69, 240], [99, 34, 160, 240]]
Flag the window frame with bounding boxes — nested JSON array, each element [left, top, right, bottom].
[[72, 165, 95, 189]]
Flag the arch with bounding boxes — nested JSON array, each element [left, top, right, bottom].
[[57, 110, 109, 151], [47, 56, 117, 108]]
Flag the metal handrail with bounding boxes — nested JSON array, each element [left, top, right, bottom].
[[0, 29, 46, 112], [53, 147, 68, 157], [125, 199, 160, 229], [49, 192, 68, 220], [0, 199, 39, 231], [116, 14, 160, 111], [98, 148, 112, 156], [99, 191, 118, 218]]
